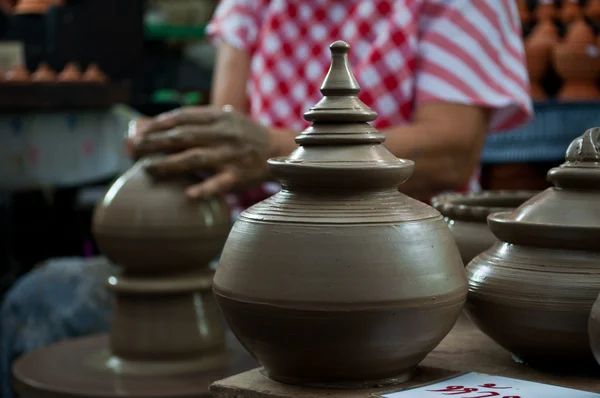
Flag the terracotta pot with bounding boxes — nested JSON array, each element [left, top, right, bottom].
[[93, 158, 232, 364], [466, 128, 600, 367], [213, 41, 467, 388], [14, 0, 49, 13], [431, 191, 537, 265], [31, 62, 56, 82], [5, 64, 30, 82], [57, 62, 82, 82], [517, 0, 530, 25], [535, 0, 557, 22], [82, 63, 108, 83], [560, 0, 582, 24], [585, 0, 600, 24], [525, 20, 558, 99]]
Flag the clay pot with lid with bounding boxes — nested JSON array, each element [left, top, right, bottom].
[[553, 18, 600, 100], [560, 0, 582, 24], [535, 0, 557, 22], [213, 41, 467, 388], [431, 191, 537, 265], [466, 127, 600, 367]]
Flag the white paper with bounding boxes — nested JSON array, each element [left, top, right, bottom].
[[378, 372, 600, 398]]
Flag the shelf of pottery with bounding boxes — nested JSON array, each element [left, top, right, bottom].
[[481, 1, 600, 169]]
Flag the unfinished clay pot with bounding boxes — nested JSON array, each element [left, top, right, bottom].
[[83, 63, 108, 83], [535, 0, 557, 22], [553, 18, 600, 99], [560, 0, 582, 24], [431, 191, 537, 265], [213, 41, 467, 388], [57, 62, 82, 82], [525, 20, 559, 100], [5, 64, 30, 82], [31, 62, 56, 82], [466, 127, 600, 367]]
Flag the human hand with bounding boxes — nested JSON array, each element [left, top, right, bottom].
[[128, 105, 275, 199]]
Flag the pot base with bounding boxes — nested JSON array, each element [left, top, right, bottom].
[[264, 367, 415, 389], [12, 332, 257, 398]]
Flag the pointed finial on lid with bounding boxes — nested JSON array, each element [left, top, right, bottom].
[[564, 127, 600, 165], [319, 41, 360, 96]]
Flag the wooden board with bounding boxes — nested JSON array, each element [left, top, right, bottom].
[[209, 315, 600, 398]]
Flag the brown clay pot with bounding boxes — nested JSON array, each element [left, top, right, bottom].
[[585, 0, 600, 24], [535, 0, 557, 22], [31, 62, 56, 82], [560, 0, 582, 24], [517, 0, 530, 25], [431, 191, 537, 265], [5, 64, 30, 82], [57, 62, 82, 82], [213, 41, 467, 388], [525, 20, 558, 100], [553, 19, 600, 100], [466, 127, 600, 367], [93, 158, 231, 362], [14, 0, 49, 13], [82, 63, 108, 83]]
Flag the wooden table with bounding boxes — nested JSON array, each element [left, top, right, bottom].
[[210, 315, 600, 397]]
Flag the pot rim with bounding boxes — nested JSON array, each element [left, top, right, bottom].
[[431, 190, 539, 222]]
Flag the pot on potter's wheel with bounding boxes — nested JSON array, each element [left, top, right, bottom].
[[213, 41, 467, 388], [466, 127, 600, 368], [11, 156, 258, 398], [431, 191, 538, 265]]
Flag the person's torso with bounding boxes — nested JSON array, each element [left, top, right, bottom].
[[248, 0, 421, 131]]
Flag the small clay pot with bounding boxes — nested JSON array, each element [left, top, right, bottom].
[[431, 191, 537, 265], [14, 0, 49, 13], [525, 21, 558, 99], [214, 41, 467, 387], [466, 128, 600, 367], [560, 0, 582, 24], [82, 63, 108, 83], [517, 0, 530, 25], [585, 0, 600, 24], [535, 0, 557, 22], [31, 62, 56, 82], [590, 295, 600, 366], [57, 62, 82, 82], [5, 64, 30, 82], [553, 19, 600, 100]]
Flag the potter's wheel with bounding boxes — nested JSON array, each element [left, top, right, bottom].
[[13, 332, 257, 398]]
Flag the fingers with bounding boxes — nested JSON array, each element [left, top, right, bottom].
[[137, 106, 222, 137], [132, 122, 230, 157], [185, 169, 238, 199], [145, 146, 241, 177]]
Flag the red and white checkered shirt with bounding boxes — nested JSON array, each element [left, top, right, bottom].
[[207, 0, 532, 216]]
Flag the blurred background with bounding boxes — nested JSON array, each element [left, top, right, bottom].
[[0, 0, 598, 297]]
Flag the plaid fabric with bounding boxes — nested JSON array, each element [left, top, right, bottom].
[[207, 0, 532, 205]]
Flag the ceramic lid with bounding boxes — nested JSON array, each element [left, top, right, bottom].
[[488, 127, 600, 250], [267, 41, 414, 191]]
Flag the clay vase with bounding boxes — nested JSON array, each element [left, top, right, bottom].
[[431, 191, 537, 265], [585, 0, 600, 24], [31, 62, 56, 82], [93, 157, 231, 369], [5, 64, 30, 82], [466, 127, 600, 367], [525, 20, 559, 100], [553, 18, 600, 99], [535, 0, 557, 22], [213, 41, 467, 387], [560, 0, 582, 24], [57, 62, 82, 82], [82, 63, 108, 83]]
